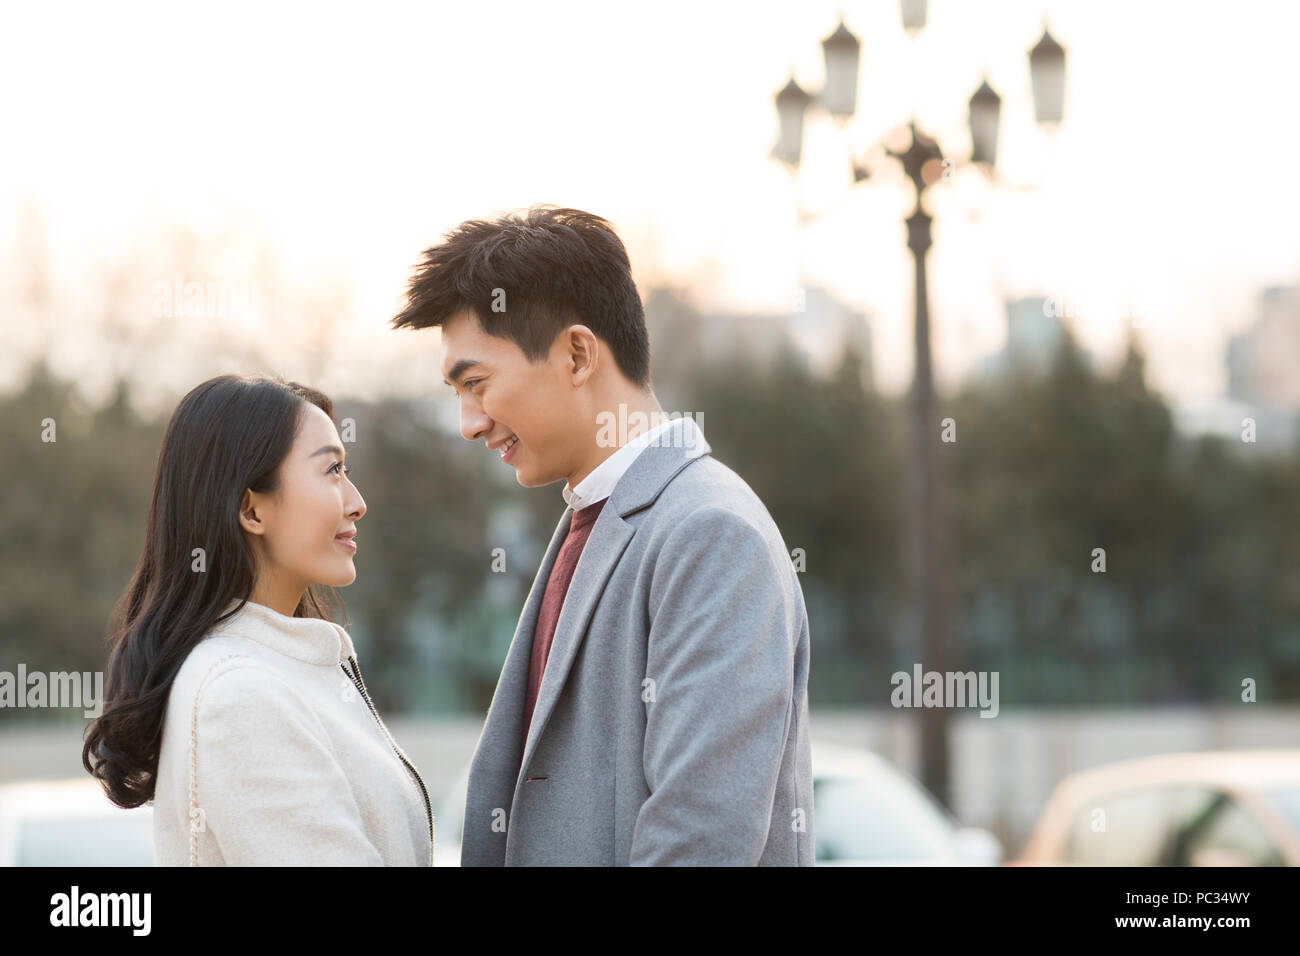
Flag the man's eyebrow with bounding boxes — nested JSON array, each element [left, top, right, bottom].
[[310, 445, 346, 460], [442, 358, 483, 387]]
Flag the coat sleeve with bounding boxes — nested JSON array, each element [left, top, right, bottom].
[[629, 505, 798, 865], [191, 662, 384, 865]]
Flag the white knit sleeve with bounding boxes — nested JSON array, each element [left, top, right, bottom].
[[191, 661, 384, 866]]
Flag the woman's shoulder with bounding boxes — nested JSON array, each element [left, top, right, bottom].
[[168, 634, 291, 717], [170, 643, 332, 752]]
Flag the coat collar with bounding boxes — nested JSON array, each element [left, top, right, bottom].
[[561, 417, 683, 511], [211, 598, 356, 666], [606, 415, 711, 518]]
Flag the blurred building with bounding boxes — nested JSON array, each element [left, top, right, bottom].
[[978, 295, 1092, 381], [787, 284, 874, 388], [1184, 282, 1300, 453], [1227, 284, 1300, 407], [644, 283, 875, 390], [1171, 395, 1271, 448]]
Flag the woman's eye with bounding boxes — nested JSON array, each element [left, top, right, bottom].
[[330, 462, 351, 477], [464, 378, 482, 389]]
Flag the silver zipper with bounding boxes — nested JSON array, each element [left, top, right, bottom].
[[341, 656, 434, 865]]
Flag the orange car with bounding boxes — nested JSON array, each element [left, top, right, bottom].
[[1016, 749, 1300, 866]]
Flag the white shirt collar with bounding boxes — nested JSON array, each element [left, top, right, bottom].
[[562, 417, 686, 511]]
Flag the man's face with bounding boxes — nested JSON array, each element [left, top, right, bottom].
[[440, 309, 581, 487]]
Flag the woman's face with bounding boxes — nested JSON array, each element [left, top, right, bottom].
[[240, 403, 366, 610]]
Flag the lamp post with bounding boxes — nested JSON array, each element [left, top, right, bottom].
[[772, 10, 1065, 807]]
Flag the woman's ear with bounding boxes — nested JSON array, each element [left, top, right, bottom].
[[238, 489, 267, 536]]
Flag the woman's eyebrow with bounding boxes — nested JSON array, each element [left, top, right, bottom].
[[310, 445, 345, 459]]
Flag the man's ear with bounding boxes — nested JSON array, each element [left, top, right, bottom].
[[238, 489, 268, 536], [565, 324, 599, 387]]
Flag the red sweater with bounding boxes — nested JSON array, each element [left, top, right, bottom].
[[521, 498, 608, 755]]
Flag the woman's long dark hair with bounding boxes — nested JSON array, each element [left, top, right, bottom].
[[83, 374, 343, 808]]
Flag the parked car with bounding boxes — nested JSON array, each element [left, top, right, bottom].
[[433, 740, 1002, 865], [1016, 749, 1300, 865], [0, 778, 154, 866]]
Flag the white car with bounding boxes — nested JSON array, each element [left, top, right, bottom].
[[2, 744, 1001, 866], [809, 742, 1000, 865], [433, 740, 1002, 866], [0, 778, 154, 867]]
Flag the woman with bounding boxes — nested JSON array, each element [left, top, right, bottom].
[[82, 374, 433, 866]]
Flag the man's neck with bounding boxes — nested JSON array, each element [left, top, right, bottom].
[[567, 393, 663, 490]]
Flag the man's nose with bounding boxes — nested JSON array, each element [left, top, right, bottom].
[[459, 402, 491, 442]]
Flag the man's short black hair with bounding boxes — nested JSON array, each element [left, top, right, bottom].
[[392, 205, 651, 389]]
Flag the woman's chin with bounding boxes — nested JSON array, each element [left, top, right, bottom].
[[318, 566, 357, 587]]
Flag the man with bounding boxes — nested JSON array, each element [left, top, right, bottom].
[[391, 205, 813, 865]]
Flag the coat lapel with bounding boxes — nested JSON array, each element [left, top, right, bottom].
[[517, 510, 633, 775], [515, 416, 712, 779]]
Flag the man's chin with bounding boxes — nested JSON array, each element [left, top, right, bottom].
[[515, 467, 565, 489]]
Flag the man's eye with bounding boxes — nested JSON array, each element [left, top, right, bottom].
[[463, 378, 482, 389]]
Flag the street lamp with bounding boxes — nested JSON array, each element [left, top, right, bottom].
[[771, 11, 1065, 808], [777, 24, 1065, 174]]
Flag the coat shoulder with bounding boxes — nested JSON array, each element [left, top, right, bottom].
[[654, 453, 785, 540], [166, 636, 279, 722]]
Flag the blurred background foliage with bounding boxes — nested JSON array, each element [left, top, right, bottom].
[[6, 288, 1300, 720]]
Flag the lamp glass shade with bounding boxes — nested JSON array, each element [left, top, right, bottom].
[[1029, 28, 1066, 124], [900, 0, 927, 31], [774, 77, 812, 165], [821, 20, 860, 117], [968, 79, 1001, 166]]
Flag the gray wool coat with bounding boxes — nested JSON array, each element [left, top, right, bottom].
[[460, 416, 814, 865]]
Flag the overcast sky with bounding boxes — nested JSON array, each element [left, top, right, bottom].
[[4, 0, 1299, 413]]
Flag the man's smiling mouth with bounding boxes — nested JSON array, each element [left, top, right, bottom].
[[490, 434, 519, 461]]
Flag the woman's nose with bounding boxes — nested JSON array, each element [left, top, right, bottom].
[[347, 486, 366, 520]]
